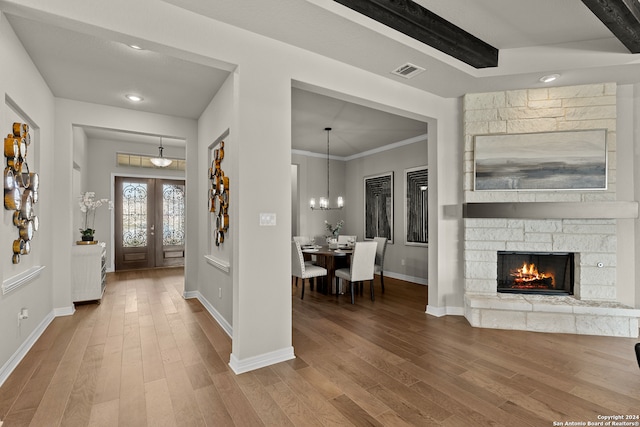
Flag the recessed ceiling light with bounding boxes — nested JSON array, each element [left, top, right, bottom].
[[128, 44, 143, 50], [125, 94, 143, 102], [539, 74, 560, 83]]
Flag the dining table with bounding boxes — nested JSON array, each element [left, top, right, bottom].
[[301, 244, 353, 294]]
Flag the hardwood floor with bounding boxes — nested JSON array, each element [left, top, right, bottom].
[[1, 268, 639, 426]]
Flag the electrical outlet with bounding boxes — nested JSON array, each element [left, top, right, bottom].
[[401, 259, 406, 266], [218, 288, 222, 298], [18, 308, 28, 320]]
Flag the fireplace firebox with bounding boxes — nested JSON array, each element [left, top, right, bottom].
[[497, 251, 574, 295]]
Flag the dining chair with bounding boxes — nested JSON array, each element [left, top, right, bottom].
[[635, 343, 640, 369], [291, 241, 327, 299], [373, 237, 388, 293], [337, 235, 356, 245], [334, 241, 377, 304], [293, 235, 312, 245], [293, 235, 316, 267]]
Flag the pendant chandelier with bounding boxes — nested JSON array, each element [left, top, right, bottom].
[[310, 127, 343, 210], [150, 136, 172, 168]]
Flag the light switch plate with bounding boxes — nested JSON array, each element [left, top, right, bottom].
[[259, 213, 276, 226]]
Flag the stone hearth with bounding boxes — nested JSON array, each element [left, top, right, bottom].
[[465, 294, 639, 337]]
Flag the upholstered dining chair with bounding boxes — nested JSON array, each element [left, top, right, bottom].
[[291, 241, 327, 299], [373, 237, 388, 293], [337, 235, 357, 245], [635, 343, 640, 369], [293, 235, 315, 266], [293, 235, 312, 245], [334, 241, 377, 304]]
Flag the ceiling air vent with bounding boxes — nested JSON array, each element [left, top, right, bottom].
[[391, 63, 425, 79]]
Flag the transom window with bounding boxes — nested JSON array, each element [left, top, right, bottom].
[[116, 153, 185, 171]]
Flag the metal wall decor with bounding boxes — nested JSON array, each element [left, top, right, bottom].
[[209, 141, 229, 246], [4, 122, 39, 264]]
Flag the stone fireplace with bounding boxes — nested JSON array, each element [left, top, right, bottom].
[[461, 83, 640, 338]]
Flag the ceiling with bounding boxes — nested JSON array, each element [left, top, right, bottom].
[[291, 88, 426, 158], [4, 0, 640, 154]]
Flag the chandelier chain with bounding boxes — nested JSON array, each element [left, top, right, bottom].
[[326, 127, 330, 201]]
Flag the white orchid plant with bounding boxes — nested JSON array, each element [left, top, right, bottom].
[[79, 192, 113, 237], [324, 219, 344, 237]]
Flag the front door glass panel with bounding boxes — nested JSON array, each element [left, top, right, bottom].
[[162, 183, 185, 246], [122, 181, 148, 248]]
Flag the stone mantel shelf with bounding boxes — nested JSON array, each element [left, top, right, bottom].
[[463, 201, 638, 220]]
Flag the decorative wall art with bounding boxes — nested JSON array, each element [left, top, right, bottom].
[[4, 122, 39, 264], [404, 166, 428, 246], [474, 129, 607, 191], [364, 172, 393, 243], [209, 140, 229, 246]]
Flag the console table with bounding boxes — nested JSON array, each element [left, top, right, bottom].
[[71, 242, 106, 303]]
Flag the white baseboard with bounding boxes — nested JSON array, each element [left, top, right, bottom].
[[426, 304, 465, 317], [54, 305, 75, 317], [185, 291, 296, 375], [0, 310, 55, 387], [383, 271, 427, 285], [183, 290, 232, 338], [229, 346, 295, 375]]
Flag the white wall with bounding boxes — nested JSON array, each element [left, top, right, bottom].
[[615, 85, 640, 307], [291, 153, 347, 240], [344, 140, 429, 283], [617, 83, 640, 307], [196, 73, 234, 330], [635, 83, 640, 309], [0, 12, 56, 383]]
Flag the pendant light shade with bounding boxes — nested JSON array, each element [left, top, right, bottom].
[[150, 137, 172, 168], [310, 127, 343, 210]]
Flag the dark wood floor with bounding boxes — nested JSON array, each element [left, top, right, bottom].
[[0, 267, 639, 426]]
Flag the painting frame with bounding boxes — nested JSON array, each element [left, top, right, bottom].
[[364, 171, 393, 243], [474, 129, 608, 191], [404, 166, 428, 247]]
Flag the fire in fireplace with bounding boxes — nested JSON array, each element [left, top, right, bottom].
[[497, 251, 574, 295]]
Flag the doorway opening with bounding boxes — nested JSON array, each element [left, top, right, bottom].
[[114, 176, 185, 271]]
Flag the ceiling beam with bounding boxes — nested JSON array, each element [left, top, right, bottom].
[[333, 0, 498, 69], [581, 0, 640, 53]]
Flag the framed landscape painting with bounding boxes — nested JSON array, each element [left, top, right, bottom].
[[364, 172, 393, 243], [474, 129, 607, 191]]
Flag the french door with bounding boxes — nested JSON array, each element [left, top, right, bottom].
[[114, 176, 185, 271]]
